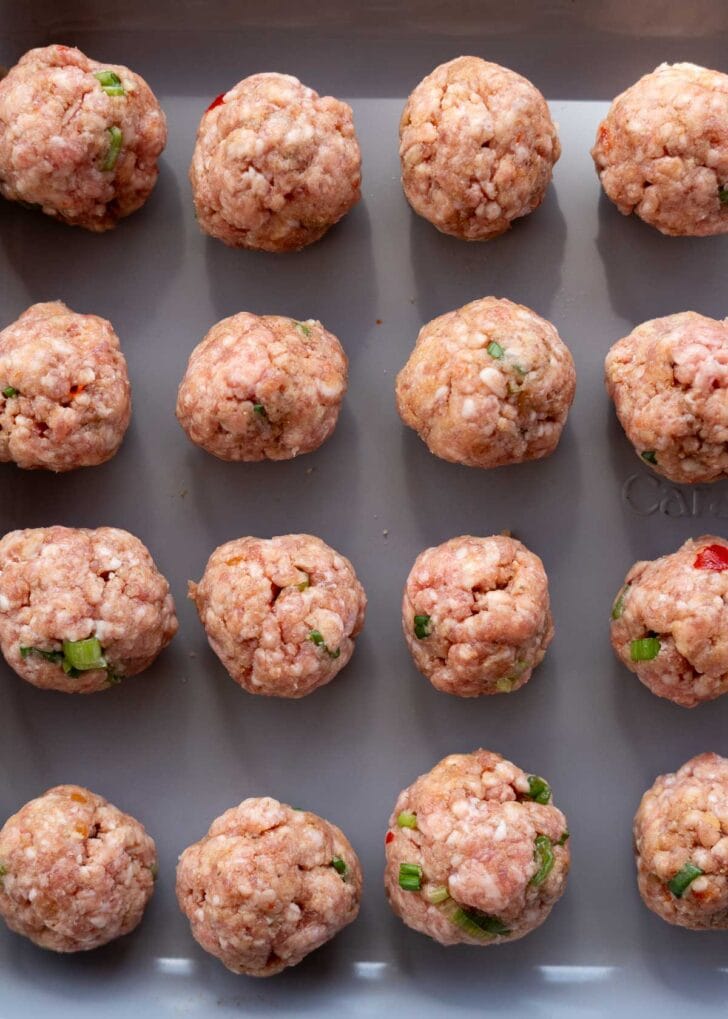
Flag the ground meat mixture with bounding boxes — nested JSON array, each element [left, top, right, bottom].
[[605, 311, 728, 485], [610, 536, 728, 707], [0, 302, 131, 472], [396, 297, 575, 468], [176, 796, 362, 976], [0, 44, 167, 230], [634, 753, 728, 928], [402, 535, 553, 696], [0, 525, 178, 693], [189, 534, 366, 697], [0, 785, 156, 951], [176, 312, 347, 461], [384, 750, 570, 945], [592, 63, 728, 236], [399, 56, 560, 240], [189, 72, 361, 251]]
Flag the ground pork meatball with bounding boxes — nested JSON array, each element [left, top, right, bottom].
[[611, 536, 728, 707], [0, 525, 178, 693], [176, 313, 347, 461], [0, 302, 131, 472], [396, 297, 575, 468], [634, 753, 728, 928], [399, 56, 560, 240], [592, 63, 728, 236], [402, 535, 553, 697], [0, 785, 156, 952], [189, 534, 365, 698], [176, 796, 361, 976], [384, 750, 570, 945], [189, 72, 361, 251], [0, 44, 167, 230], [605, 312, 728, 485]]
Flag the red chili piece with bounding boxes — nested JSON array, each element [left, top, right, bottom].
[[385, 831, 394, 844], [206, 93, 225, 113], [694, 544, 728, 571]]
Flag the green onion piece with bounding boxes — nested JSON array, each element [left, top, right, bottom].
[[630, 636, 660, 662], [106, 671, 122, 686], [149, 861, 159, 880], [668, 861, 703, 898], [308, 630, 340, 659], [0, 863, 6, 879], [102, 126, 123, 171], [397, 811, 417, 830], [450, 906, 510, 939], [20, 645, 64, 665], [526, 775, 552, 805], [719, 185, 728, 206], [641, 450, 657, 465], [294, 320, 312, 337], [487, 340, 504, 359], [296, 575, 310, 592], [425, 885, 449, 905], [253, 403, 267, 418], [309, 629, 324, 646], [556, 831, 570, 846], [2, 386, 17, 398], [531, 835, 554, 886], [398, 862, 423, 891], [611, 584, 630, 620], [62, 637, 106, 671], [413, 614, 432, 639], [496, 676, 515, 692], [513, 364, 528, 377], [331, 856, 347, 878], [93, 70, 125, 96]]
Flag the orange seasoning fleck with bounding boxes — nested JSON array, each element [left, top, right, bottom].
[[69, 383, 86, 398], [70, 792, 87, 803], [75, 822, 89, 837]]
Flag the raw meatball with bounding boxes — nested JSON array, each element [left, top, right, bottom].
[[399, 56, 560, 240], [402, 535, 553, 696], [0, 302, 131, 472], [176, 313, 347, 461], [384, 750, 570, 945], [189, 534, 366, 698], [189, 72, 361, 251], [0, 525, 178, 693], [176, 796, 362, 976], [0, 44, 166, 231], [634, 753, 728, 928], [592, 63, 728, 236], [610, 536, 728, 707], [396, 297, 575, 468], [0, 785, 156, 952], [605, 312, 728, 485]]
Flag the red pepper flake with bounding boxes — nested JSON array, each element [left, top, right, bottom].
[[694, 544, 728, 571], [385, 831, 394, 844], [206, 93, 225, 113]]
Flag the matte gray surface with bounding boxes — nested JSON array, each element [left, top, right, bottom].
[[2, 5, 728, 1016]]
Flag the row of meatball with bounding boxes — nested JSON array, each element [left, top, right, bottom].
[[2, 298, 725, 484], [1, 750, 726, 977], [0, 525, 726, 706], [2, 46, 728, 244]]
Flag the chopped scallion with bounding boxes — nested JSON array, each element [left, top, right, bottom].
[[294, 321, 312, 337], [2, 386, 17, 398], [20, 645, 64, 665], [525, 775, 552, 805], [62, 637, 106, 671], [398, 862, 422, 891], [150, 862, 159, 880], [0, 863, 6, 879], [556, 831, 570, 846], [425, 885, 449, 905], [308, 630, 340, 659], [668, 861, 703, 897], [331, 856, 347, 878], [413, 614, 432, 639], [719, 185, 728, 206], [496, 676, 515, 692], [397, 811, 417, 830], [93, 70, 125, 96], [630, 636, 660, 662], [296, 575, 310, 592], [102, 126, 123, 171], [641, 451, 657, 465], [253, 403, 267, 418], [449, 905, 510, 938], [611, 584, 630, 620], [487, 340, 504, 359], [531, 835, 554, 886]]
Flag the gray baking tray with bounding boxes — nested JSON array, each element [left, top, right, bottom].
[[2, 1, 728, 1015]]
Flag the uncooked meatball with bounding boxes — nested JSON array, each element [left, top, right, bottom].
[[0, 785, 156, 952], [592, 63, 728, 236], [399, 56, 560, 240], [176, 796, 362, 976], [396, 297, 575, 468], [634, 753, 728, 928], [384, 750, 570, 945], [0, 44, 167, 230], [0, 302, 131, 472], [610, 536, 728, 707], [403, 535, 553, 696], [0, 525, 178, 693], [176, 313, 347, 461], [605, 312, 728, 485], [189, 72, 361, 251], [189, 534, 365, 698]]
